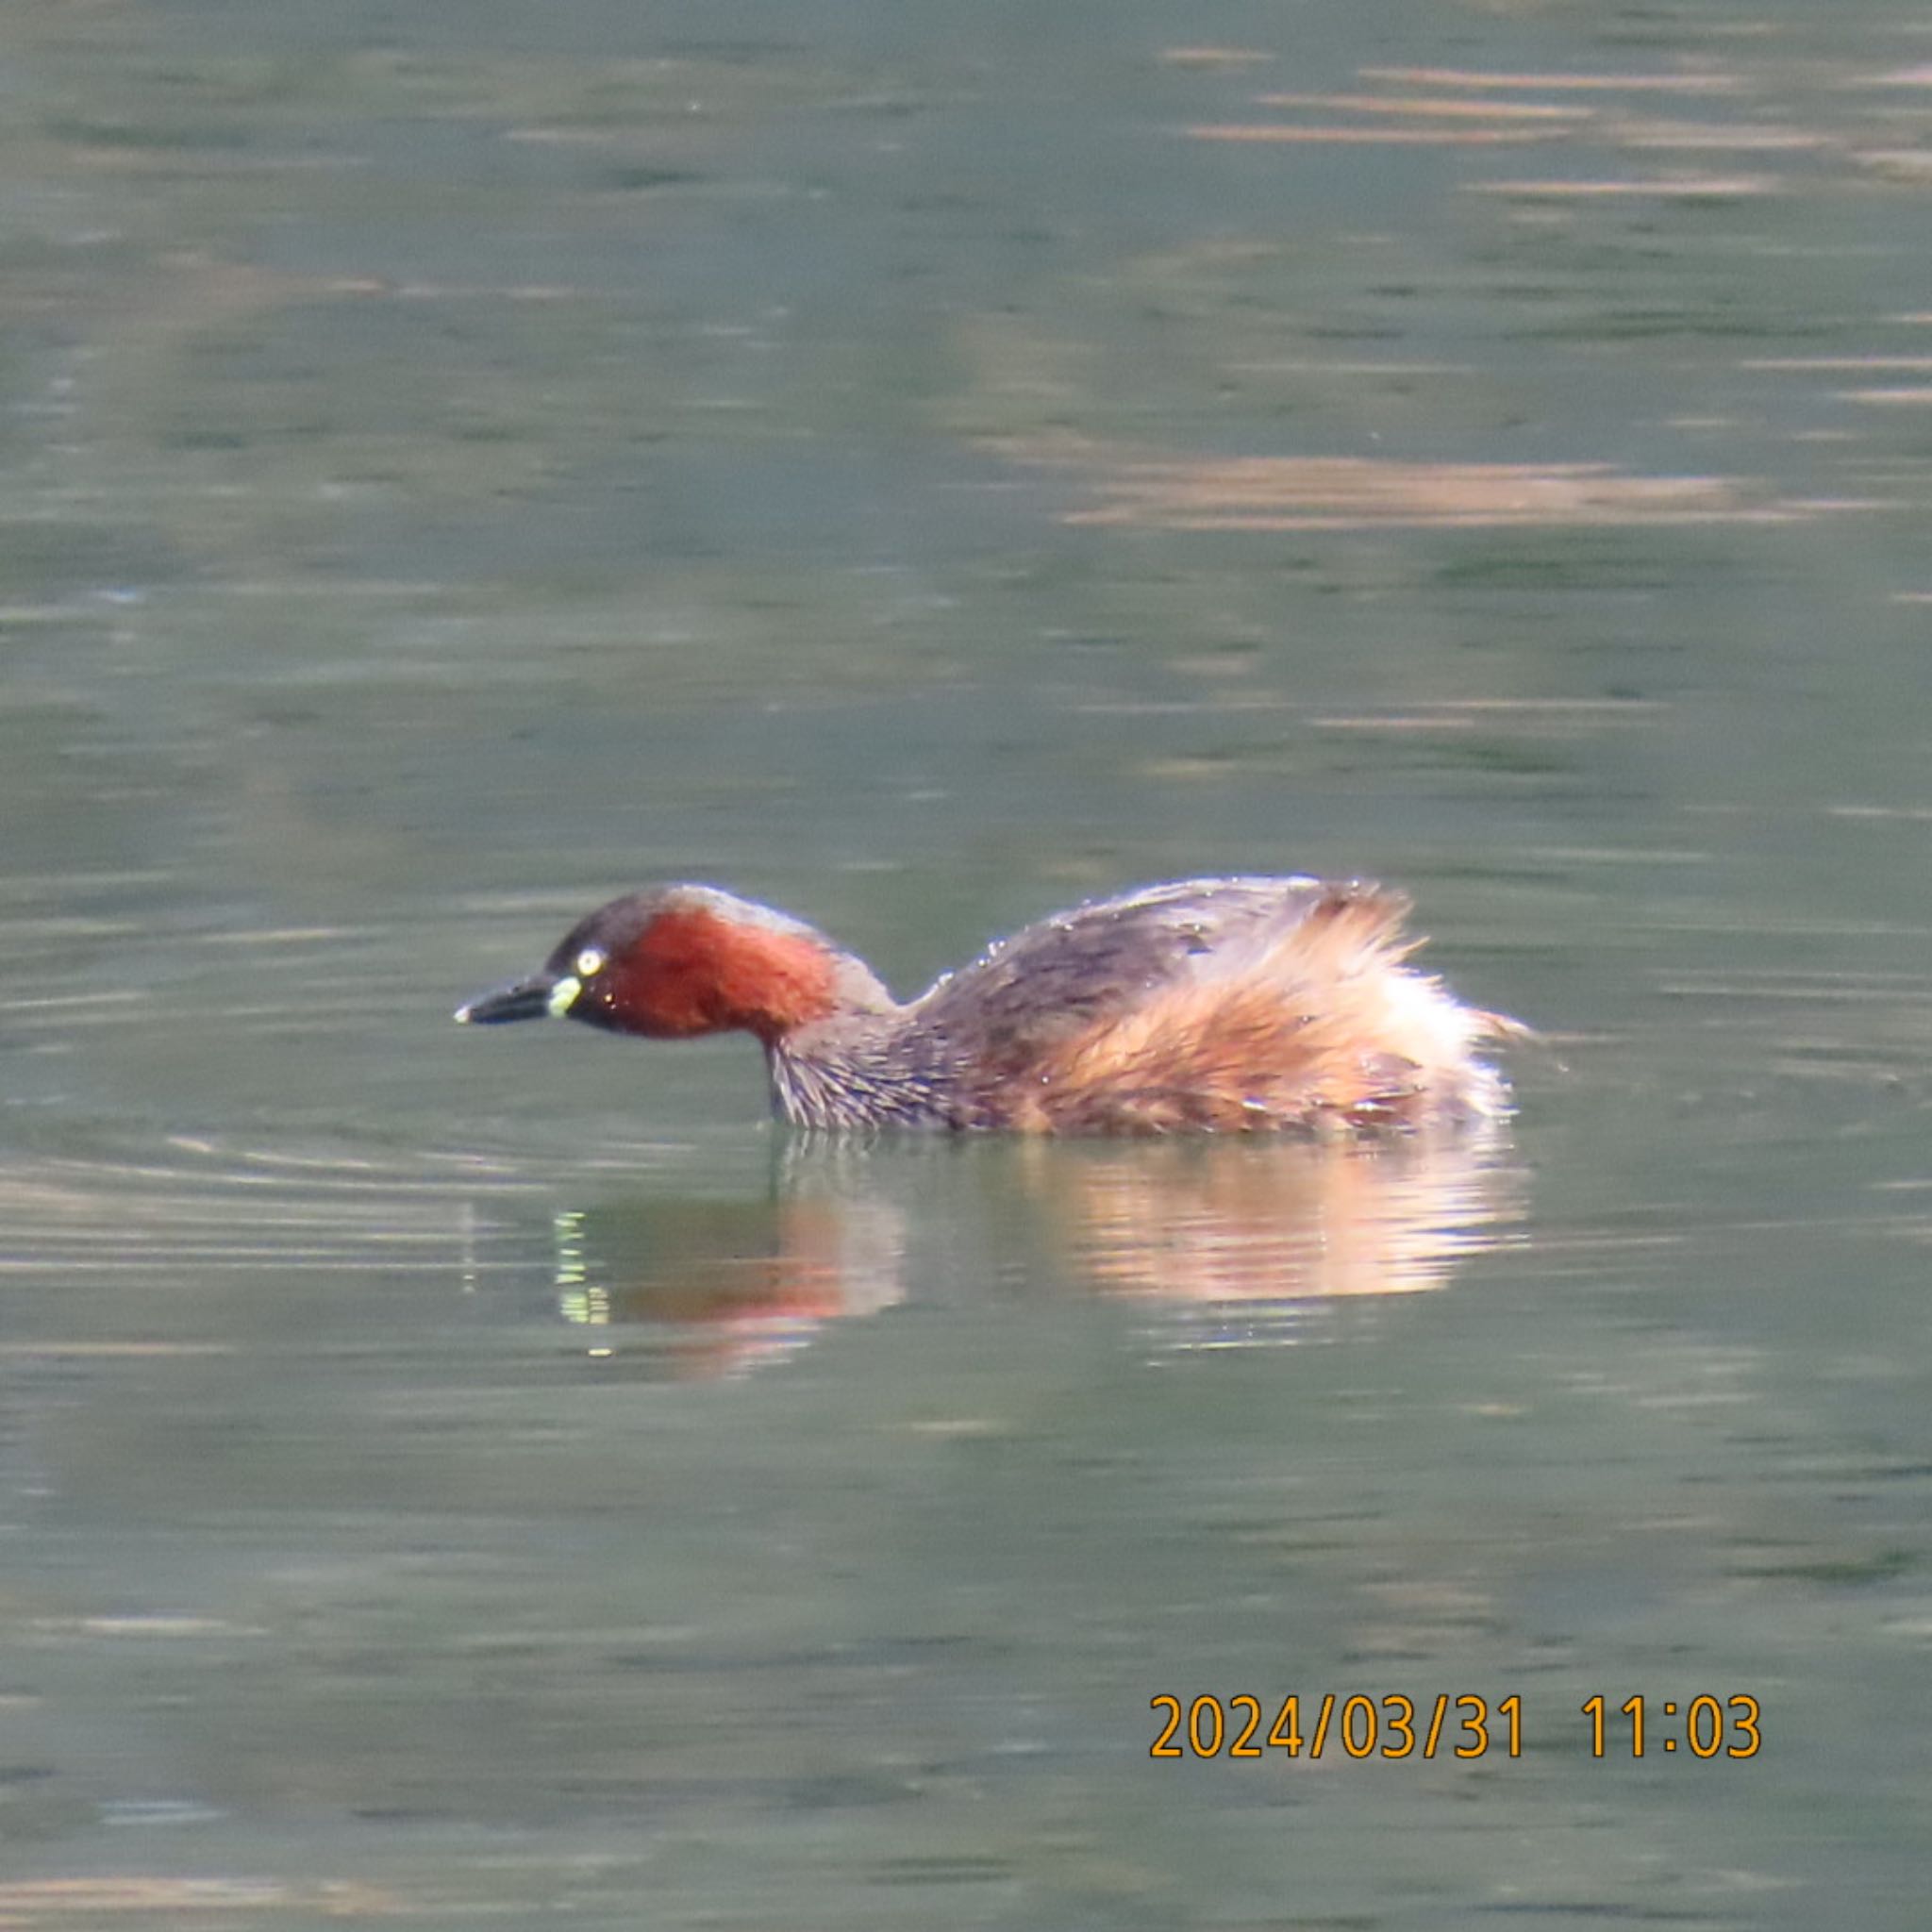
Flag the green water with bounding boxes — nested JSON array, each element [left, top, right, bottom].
[[4, 1, 1932, 1924]]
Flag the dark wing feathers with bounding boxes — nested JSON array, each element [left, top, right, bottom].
[[915, 875, 1405, 1081]]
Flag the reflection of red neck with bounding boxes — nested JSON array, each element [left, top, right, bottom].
[[610, 908, 842, 1044]]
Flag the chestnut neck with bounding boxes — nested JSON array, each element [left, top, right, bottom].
[[610, 905, 878, 1045]]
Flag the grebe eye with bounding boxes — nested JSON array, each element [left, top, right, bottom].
[[575, 947, 606, 977]]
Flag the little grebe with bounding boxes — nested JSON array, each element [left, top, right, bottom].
[[456, 877, 1522, 1134]]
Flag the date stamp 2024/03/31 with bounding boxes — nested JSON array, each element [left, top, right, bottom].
[[1150, 1693, 1762, 1762]]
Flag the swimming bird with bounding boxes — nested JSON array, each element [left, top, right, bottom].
[[456, 876, 1522, 1134]]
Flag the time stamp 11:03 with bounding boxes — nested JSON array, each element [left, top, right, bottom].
[[1149, 1693, 1763, 1762]]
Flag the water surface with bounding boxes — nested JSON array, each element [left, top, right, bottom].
[[4, 0, 1932, 1925]]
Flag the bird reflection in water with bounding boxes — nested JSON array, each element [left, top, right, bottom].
[[546, 1135, 1522, 1377]]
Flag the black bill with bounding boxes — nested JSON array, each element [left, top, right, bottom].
[[454, 974, 556, 1024]]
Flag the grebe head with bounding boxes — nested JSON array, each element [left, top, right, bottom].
[[455, 885, 891, 1045]]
